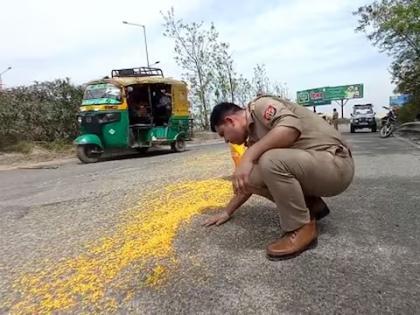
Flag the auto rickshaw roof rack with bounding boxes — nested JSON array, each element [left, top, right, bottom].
[[111, 67, 164, 78]]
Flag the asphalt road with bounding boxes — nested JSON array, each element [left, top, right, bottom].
[[0, 132, 419, 314]]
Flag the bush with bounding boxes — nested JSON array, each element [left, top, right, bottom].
[[398, 102, 420, 123], [0, 79, 83, 149]]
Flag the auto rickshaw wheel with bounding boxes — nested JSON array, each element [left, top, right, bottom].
[[77, 145, 101, 163], [171, 138, 186, 152]]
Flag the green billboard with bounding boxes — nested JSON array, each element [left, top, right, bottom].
[[297, 84, 364, 106]]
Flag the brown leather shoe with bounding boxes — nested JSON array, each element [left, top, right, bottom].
[[307, 197, 330, 220], [266, 220, 318, 260]]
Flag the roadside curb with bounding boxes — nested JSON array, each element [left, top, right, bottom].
[[0, 157, 76, 171], [187, 139, 224, 147], [0, 140, 225, 171], [394, 134, 420, 150]]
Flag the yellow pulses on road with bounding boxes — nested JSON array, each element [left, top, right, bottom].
[[7, 178, 232, 314]]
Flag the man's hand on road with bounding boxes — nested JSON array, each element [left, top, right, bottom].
[[202, 211, 231, 227], [233, 159, 254, 195]]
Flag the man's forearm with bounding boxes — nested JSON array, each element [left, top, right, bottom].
[[243, 126, 299, 163], [225, 193, 252, 216]]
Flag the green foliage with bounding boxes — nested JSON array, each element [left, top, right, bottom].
[[398, 102, 420, 123], [162, 8, 220, 129], [252, 64, 271, 95], [234, 75, 253, 106], [0, 78, 83, 149], [212, 42, 236, 105], [354, 0, 420, 120], [162, 9, 290, 127], [251, 64, 289, 100]]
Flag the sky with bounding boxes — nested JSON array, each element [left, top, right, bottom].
[[0, 0, 396, 116]]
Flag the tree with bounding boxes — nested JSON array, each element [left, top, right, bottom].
[[212, 42, 236, 104], [162, 8, 221, 129], [252, 64, 272, 96], [354, 0, 420, 120], [234, 74, 253, 107], [272, 81, 289, 99]]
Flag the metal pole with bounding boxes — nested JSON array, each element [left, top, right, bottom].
[[142, 26, 150, 67], [123, 21, 150, 67], [0, 66, 12, 91], [341, 99, 344, 118]]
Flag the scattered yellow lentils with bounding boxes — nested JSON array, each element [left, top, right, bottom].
[[6, 179, 232, 314]]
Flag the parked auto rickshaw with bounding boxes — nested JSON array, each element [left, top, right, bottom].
[[74, 67, 191, 163]]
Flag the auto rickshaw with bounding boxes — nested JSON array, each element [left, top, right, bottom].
[[74, 67, 191, 163]]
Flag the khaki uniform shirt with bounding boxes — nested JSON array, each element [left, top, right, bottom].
[[246, 96, 347, 150]]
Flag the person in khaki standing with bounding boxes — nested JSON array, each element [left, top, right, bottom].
[[332, 108, 339, 130], [203, 96, 354, 260]]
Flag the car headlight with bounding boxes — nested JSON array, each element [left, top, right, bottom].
[[77, 116, 82, 124], [354, 119, 359, 123]]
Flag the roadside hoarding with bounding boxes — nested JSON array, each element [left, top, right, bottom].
[[297, 84, 364, 106], [389, 94, 411, 106]]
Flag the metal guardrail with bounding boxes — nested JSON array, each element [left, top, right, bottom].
[[395, 122, 420, 144], [396, 122, 420, 133]]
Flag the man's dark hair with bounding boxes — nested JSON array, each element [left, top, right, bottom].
[[210, 102, 243, 132]]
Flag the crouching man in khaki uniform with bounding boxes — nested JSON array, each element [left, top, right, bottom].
[[203, 96, 354, 260]]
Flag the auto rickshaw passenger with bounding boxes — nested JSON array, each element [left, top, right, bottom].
[[155, 89, 172, 125], [132, 100, 152, 124]]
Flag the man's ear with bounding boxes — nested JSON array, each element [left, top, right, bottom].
[[224, 116, 234, 125]]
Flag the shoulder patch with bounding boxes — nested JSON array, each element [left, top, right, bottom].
[[263, 105, 277, 121]]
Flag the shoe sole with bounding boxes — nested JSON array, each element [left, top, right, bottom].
[[266, 238, 318, 261], [314, 206, 330, 221]]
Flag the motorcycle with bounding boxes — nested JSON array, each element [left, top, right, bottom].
[[379, 106, 398, 138]]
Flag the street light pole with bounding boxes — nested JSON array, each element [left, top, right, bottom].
[[141, 26, 150, 68], [0, 66, 12, 91], [122, 21, 150, 67]]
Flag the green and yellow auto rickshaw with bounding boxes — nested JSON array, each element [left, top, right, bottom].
[[74, 67, 191, 163]]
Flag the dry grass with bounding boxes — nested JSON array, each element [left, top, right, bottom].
[[1, 141, 34, 154]]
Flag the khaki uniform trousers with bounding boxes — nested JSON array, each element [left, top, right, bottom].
[[249, 145, 354, 231]]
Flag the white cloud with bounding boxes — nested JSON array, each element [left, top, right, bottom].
[[0, 0, 202, 59], [1, 0, 396, 114], [212, 0, 395, 113]]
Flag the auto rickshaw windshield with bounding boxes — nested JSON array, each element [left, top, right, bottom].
[[82, 83, 122, 105]]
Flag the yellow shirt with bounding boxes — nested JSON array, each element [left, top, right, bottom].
[[229, 143, 246, 167]]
